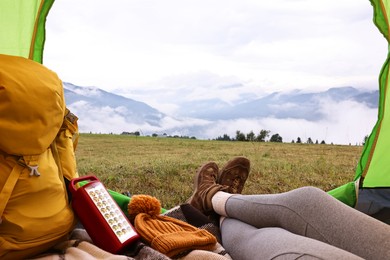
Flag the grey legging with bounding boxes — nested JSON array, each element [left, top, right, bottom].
[[218, 187, 390, 260]]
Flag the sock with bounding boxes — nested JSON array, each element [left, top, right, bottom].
[[211, 191, 233, 217], [219, 216, 226, 227]]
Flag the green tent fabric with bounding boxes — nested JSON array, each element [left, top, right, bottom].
[[328, 0, 390, 222], [0, 0, 54, 63]]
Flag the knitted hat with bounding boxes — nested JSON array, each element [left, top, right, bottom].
[[128, 195, 217, 257]]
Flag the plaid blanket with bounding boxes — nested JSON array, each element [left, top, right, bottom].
[[31, 204, 231, 260]]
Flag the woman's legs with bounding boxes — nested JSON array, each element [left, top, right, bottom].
[[220, 217, 362, 260], [212, 186, 390, 259]]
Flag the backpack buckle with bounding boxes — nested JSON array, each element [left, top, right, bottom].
[[65, 109, 78, 124]]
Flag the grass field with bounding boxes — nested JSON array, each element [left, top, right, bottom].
[[75, 134, 363, 209]]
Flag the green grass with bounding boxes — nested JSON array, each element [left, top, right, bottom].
[[75, 134, 363, 209]]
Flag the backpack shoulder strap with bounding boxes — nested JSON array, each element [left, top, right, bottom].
[[0, 154, 42, 220], [0, 162, 24, 220]]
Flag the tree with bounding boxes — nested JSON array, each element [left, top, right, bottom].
[[256, 129, 270, 142], [363, 135, 369, 145], [307, 137, 313, 144], [235, 130, 246, 141], [246, 131, 255, 142], [296, 137, 302, 143], [216, 134, 231, 141], [270, 133, 283, 142], [320, 140, 326, 144]]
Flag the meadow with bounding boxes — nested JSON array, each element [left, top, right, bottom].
[[75, 134, 363, 209]]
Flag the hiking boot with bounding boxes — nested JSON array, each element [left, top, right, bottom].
[[218, 157, 250, 194], [187, 162, 229, 215]]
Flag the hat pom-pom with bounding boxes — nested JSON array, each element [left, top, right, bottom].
[[128, 194, 161, 220]]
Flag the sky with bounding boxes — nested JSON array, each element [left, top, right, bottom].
[[43, 0, 388, 144], [44, 0, 386, 93]]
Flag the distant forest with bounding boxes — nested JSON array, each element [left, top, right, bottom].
[[122, 130, 332, 144], [120, 129, 367, 145], [214, 130, 327, 144]]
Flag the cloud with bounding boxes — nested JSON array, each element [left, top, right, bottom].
[[116, 71, 260, 115], [65, 84, 102, 97], [44, 0, 387, 93], [69, 101, 137, 133], [201, 99, 377, 144], [68, 100, 212, 135], [69, 95, 377, 145]]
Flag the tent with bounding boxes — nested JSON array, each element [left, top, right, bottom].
[[328, 0, 390, 223], [0, 0, 54, 64], [1, 0, 390, 219]]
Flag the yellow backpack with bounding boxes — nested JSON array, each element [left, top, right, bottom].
[[0, 54, 79, 259]]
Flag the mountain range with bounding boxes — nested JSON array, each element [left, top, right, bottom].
[[174, 86, 378, 121], [63, 82, 378, 142]]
